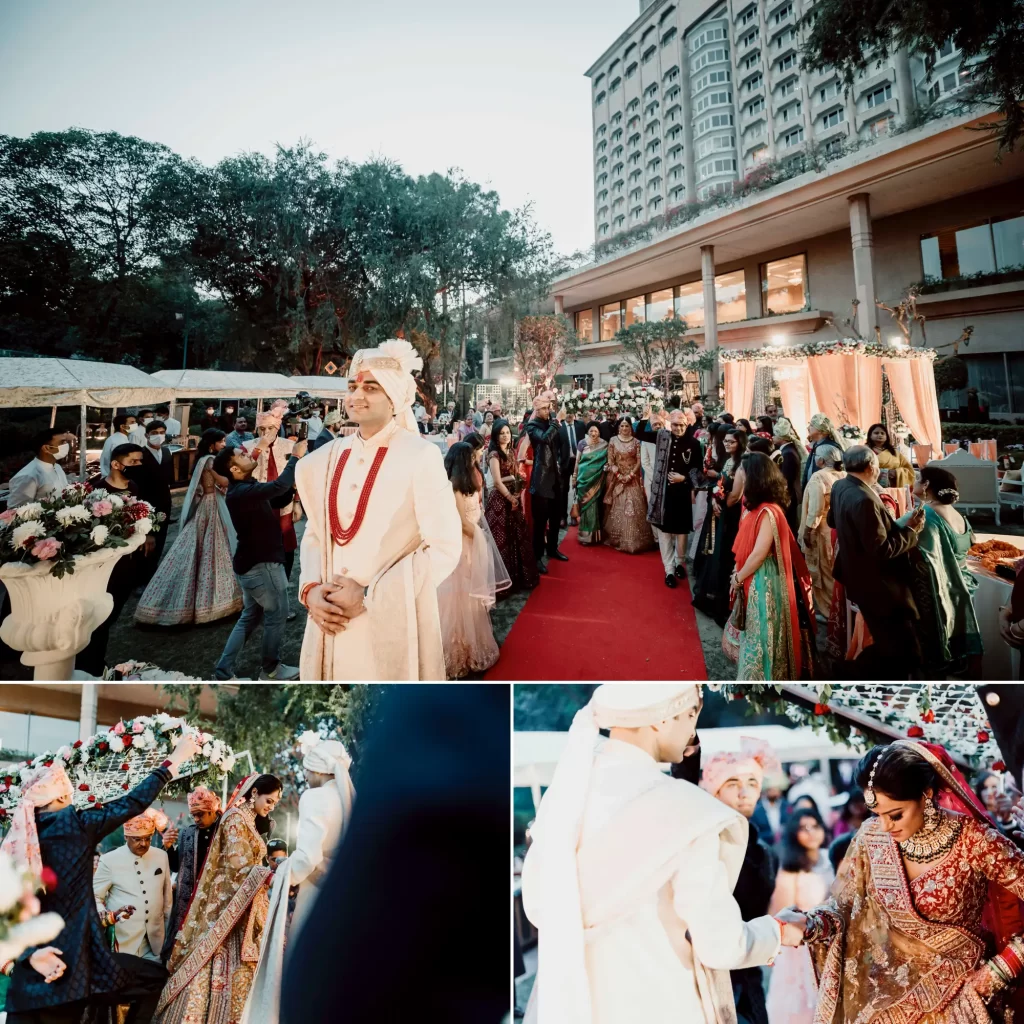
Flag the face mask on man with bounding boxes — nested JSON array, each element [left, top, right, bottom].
[[148, 434, 165, 447], [48, 443, 70, 460], [125, 422, 136, 433], [120, 463, 142, 478]]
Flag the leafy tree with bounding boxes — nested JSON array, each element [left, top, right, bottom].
[[512, 314, 579, 391], [607, 317, 712, 391], [801, 0, 1024, 151]]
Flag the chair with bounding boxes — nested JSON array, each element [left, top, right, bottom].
[[999, 469, 1024, 520], [933, 448, 1000, 525], [943, 443, 960, 456], [912, 443, 933, 467]]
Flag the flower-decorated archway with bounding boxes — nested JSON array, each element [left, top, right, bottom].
[[721, 340, 941, 451]]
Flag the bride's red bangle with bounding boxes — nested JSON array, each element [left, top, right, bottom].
[[999, 943, 1024, 977]]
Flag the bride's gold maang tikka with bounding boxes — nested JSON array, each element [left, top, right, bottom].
[[864, 752, 880, 809]]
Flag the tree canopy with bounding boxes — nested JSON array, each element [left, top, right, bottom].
[[607, 317, 712, 391], [0, 129, 554, 386], [801, 0, 1024, 152]]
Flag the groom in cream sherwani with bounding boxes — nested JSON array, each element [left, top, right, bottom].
[[294, 339, 461, 680], [521, 684, 806, 1024]]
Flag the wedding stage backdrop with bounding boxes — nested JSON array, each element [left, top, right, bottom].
[[722, 341, 941, 450]]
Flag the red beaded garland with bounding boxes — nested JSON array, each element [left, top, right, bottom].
[[328, 447, 389, 546]]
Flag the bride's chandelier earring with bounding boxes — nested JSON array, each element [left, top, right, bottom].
[[923, 794, 941, 833]]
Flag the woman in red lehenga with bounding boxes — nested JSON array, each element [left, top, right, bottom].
[[485, 420, 539, 594], [155, 774, 282, 1024], [797, 739, 1024, 1024]]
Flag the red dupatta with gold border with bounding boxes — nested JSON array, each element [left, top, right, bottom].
[[809, 741, 1016, 1024]]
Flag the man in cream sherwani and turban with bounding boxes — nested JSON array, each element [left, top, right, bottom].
[[288, 731, 356, 935], [521, 684, 806, 1024], [93, 811, 173, 966], [294, 339, 461, 680]]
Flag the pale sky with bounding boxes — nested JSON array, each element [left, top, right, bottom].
[[0, 0, 635, 257]]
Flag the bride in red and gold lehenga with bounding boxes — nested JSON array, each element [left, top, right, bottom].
[[799, 740, 1024, 1024], [155, 774, 282, 1024]]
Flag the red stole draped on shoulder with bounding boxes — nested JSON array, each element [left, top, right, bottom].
[[732, 502, 814, 678]]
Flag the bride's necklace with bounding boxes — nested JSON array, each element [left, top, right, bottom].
[[898, 812, 962, 863]]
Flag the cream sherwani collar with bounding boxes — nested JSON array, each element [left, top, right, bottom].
[[353, 420, 399, 450]]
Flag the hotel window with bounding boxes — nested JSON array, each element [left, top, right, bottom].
[[824, 138, 843, 157], [649, 196, 663, 211], [761, 253, 808, 315], [612, 145, 623, 159], [747, 97, 765, 116], [575, 309, 594, 342], [714, 270, 747, 323], [642, 25, 656, 43], [597, 189, 608, 203], [662, 27, 677, 46], [595, 91, 606, 105], [600, 301, 623, 340], [775, 27, 797, 49], [781, 126, 804, 147], [629, 168, 642, 183], [646, 119, 660, 134], [746, 73, 763, 92], [920, 214, 1024, 279], [660, 5, 676, 23], [630, 205, 643, 218], [866, 115, 893, 137], [778, 78, 797, 98], [675, 280, 705, 326], [573, 374, 595, 390], [609, 76, 621, 92], [664, 65, 680, 83], [627, 98, 640, 113], [781, 101, 801, 121], [594, 73, 605, 87], [614, 214, 626, 228], [630, 186, 642, 201], [625, 295, 646, 327], [739, 5, 756, 26], [647, 288, 675, 321], [670, 184, 685, 201], [666, 85, 681, 102], [668, 143, 683, 159], [624, 42, 637, 59], [741, 28, 758, 48], [777, 53, 797, 72], [750, 145, 769, 163], [819, 81, 840, 103], [865, 83, 892, 107], [938, 39, 956, 58], [596, 140, 607, 153], [628, 115, 640, 131], [649, 176, 663, 191], [743, 52, 760, 71], [773, 3, 793, 23], [626, 61, 638, 79], [598, 224, 609, 237], [643, 44, 657, 63], [611, 128, 623, 142], [821, 108, 844, 129], [611, 111, 623, 124], [645, 83, 659, 99], [942, 71, 958, 91]]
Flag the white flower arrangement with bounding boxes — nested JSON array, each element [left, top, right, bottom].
[[839, 424, 865, 443], [559, 384, 664, 418], [0, 714, 236, 819], [720, 339, 938, 362], [0, 851, 64, 966]]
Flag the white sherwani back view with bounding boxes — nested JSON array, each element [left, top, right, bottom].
[[522, 693, 781, 1024], [295, 419, 461, 680]]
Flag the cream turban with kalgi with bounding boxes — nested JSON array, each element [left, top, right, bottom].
[[349, 339, 423, 432], [591, 683, 702, 728], [297, 731, 356, 826]]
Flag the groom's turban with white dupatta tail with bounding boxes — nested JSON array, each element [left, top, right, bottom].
[[521, 684, 782, 1024], [298, 731, 356, 828], [349, 339, 423, 433]]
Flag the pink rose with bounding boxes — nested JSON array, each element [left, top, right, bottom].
[[0, 509, 16, 524], [30, 537, 62, 560], [112, 721, 125, 736], [91, 500, 113, 517], [132, 721, 144, 733]]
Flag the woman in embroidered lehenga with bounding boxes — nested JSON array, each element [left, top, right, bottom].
[[485, 421, 538, 595], [155, 774, 282, 1024], [723, 452, 817, 680], [438, 442, 511, 678], [601, 419, 655, 553], [792, 740, 1024, 1024], [134, 429, 242, 625], [571, 423, 608, 545]]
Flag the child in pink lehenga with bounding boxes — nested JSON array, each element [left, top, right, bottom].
[[438, 442, 511, 678], [135, 430, 242, 626]]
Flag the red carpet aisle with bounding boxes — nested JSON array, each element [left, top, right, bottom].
[[485, 530, 707, 681]]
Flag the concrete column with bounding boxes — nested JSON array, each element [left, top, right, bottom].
[[894, 49, 916, 117], [554, 294, 564, 315], [79, 683, 98, 742], [848, 193, 879, 342], [482, 323, 490, 379], [591, 305, 600, 344], [743, 263, 762, 318], [701, 245, 720, 400], [680, 47, 696, 199]]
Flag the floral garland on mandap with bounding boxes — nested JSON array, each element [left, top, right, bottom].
[[0, 714, 236, 823], [559, 384, 665, 418], [720, 339, 937, 363], [0, 482, 165, 579], [709, 684, 1000, 770]]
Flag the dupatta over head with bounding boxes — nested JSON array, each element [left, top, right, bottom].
[[809, 741, 1019, 1024]]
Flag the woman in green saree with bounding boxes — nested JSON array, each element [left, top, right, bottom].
[[571, 423, 609, 545], [897, 464, 983, 676]]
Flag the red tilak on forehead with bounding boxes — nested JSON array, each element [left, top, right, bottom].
[[355, 372, 367, 383]]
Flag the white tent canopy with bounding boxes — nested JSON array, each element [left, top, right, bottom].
[[0, 358, 174, 409], [286, 375, 350, 396], [150, 369, 299, 399]]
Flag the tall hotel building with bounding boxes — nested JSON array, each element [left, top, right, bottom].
[[491, 0, 1024, 419]]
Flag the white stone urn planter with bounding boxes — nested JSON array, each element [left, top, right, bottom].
[[0, 533, 145, 680]]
